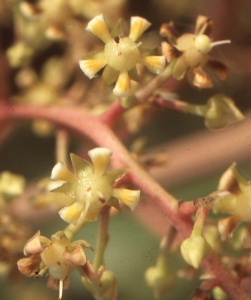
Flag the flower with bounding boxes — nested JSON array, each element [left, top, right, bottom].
[[17, 230, 101, 299], [51, 147, 140, 223], [161, 15, 230, 88], [79, 14, 165, 97], [213, 163, 251, 222]]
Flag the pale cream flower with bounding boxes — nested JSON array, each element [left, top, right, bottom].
[[17, 230, 101, 299], [51, 147, 140, 223], [161, 15, 230, 88], [79, 14, 165, 97]]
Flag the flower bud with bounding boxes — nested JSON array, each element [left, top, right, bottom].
[[180, 229, 211, 269], [82, 270, 117, 300], [145, 259, 176, 299]]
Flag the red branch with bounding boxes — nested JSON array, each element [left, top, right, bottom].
[[1, 102, 248, 300]]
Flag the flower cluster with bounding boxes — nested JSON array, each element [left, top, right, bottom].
[[79, 14, 165, 97], [51, 147, 140, 223], [17, 230, 101, 299], [161, 15, 230, 88]]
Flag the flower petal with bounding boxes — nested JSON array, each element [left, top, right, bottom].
[[70, 153, 93, 179], [51, 162, 75, 182], [206, 59, 229, 81], [24, 230, 50, 255], [58, 202, 84, 224], [142, 55, 166, 74], [88, 148, 112, 176], [17, 254, 41, 276], [86, 14, 111, 43], [160, 21, 181, 41], [195, 15, 214, 36], [218, 162, 247, 192], [192, 67, 213, 88], [161, 41, 181, 63], [64, 245, 87, 266], [113, 71, 131, 96], [102, 65, 119, 86], [129, 16, 151, 42], [80, 201, 101, 222], [79, 59, 106, 79], [51, 182, 74, 197], [112, 188, 140, 210], [105, 169, 128, 184], [82, 260, 104, 282]]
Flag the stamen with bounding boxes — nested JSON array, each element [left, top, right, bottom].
[[197, 18, 211, 35], [131, 42, 142, 50], [210, 39, 231, 48], [58, 280, 63, 300]]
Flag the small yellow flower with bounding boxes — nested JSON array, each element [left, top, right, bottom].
[[17, 230, 100, 299], [214, 163, 251, 222], [161, 15, 230, 88], [79, 14, 165, 97], [51, 147, 140, 223]]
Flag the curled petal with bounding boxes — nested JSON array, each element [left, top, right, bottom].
[[70, 153, 93, 178], [160, 21, 181, 41], [79, 59, 106, 79], [86, 14, 111, 43], [17, 254, 41, 276], [142, 55, 166, 74], [59, 202, 84, 224], [195, 15, 214, 36], [112, 188, 140, 210], [72, 240, 94, 251], [161, 41, 181, 63], [206, 59, 229, 81], [88, 147, 112, 176], [192, 67, 213, 88], [218, 162, 247, 192], [82, 260, 104, 282], [24, 230, 50, 255], [113, 71, 131, 96], [51, 162, 75, 182], [217, 215, 240, 240], [64, 245, 87, 266]]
